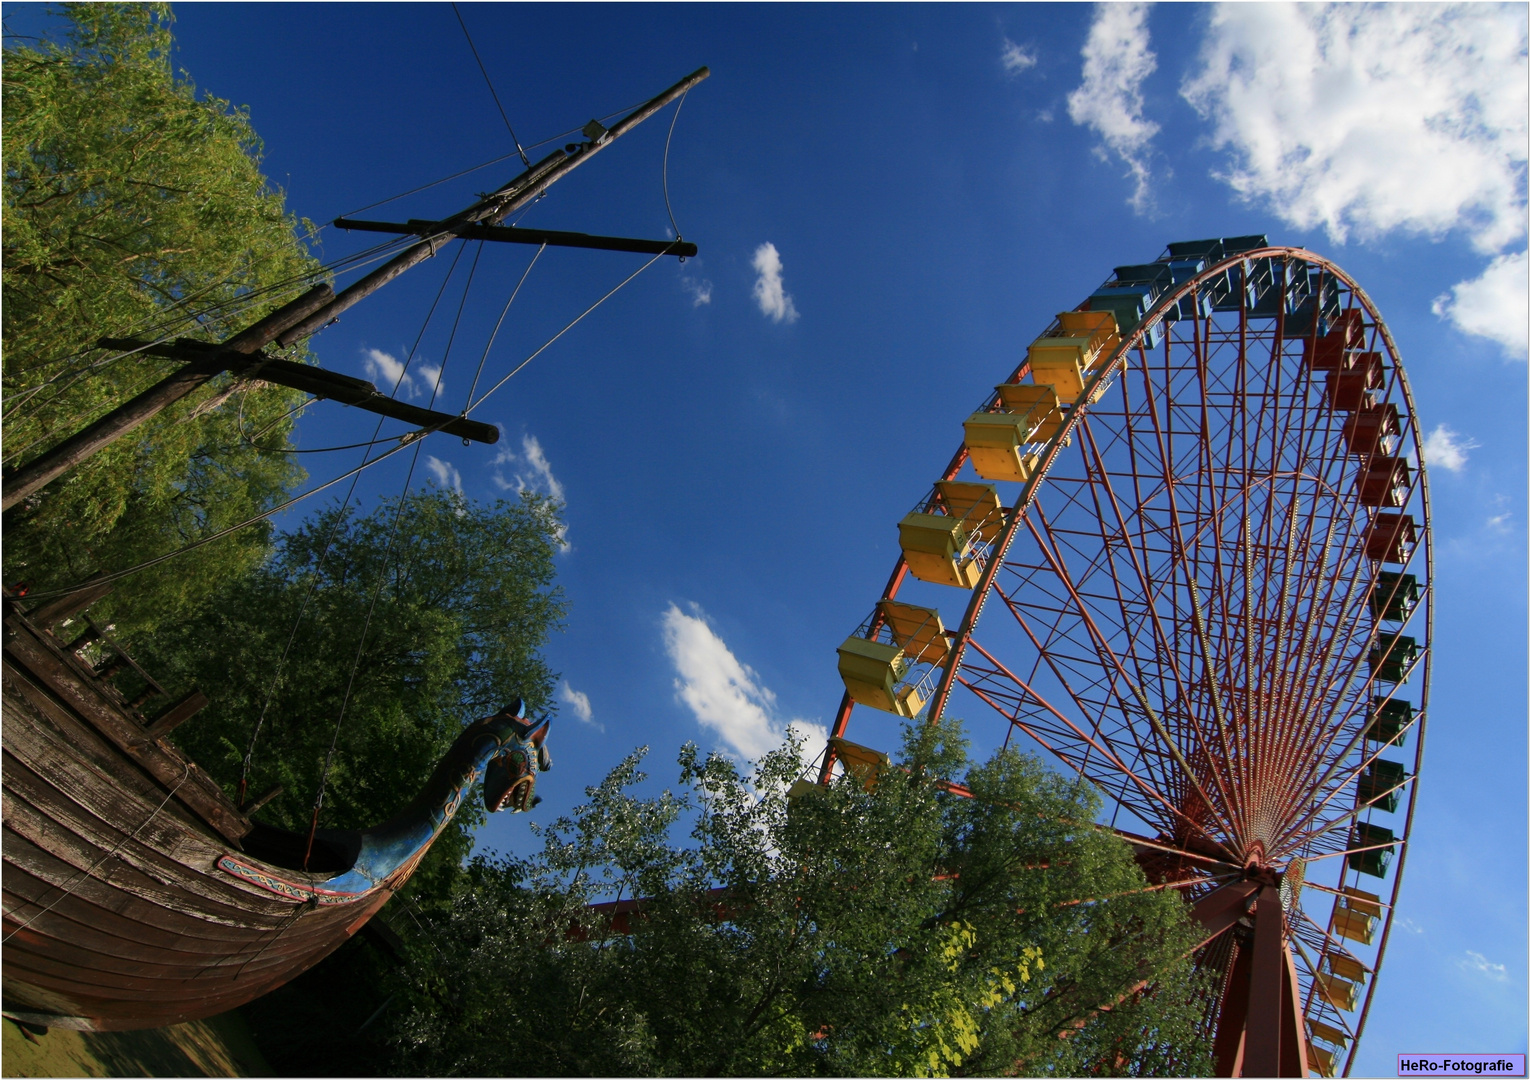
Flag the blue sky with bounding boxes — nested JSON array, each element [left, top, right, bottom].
[[11, 1, 1526, 1069]]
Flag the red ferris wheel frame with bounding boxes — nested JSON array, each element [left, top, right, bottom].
[[824, 244, 1431, 1077]]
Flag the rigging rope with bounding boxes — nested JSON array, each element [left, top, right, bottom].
[[238, 244, 471, 806], [19, 174, 669, 601], [241, 434, 409, 456], [450, 2, 530, 167], [662, 89, 690, 242], [466, 247, 667, 416], [301, 237, 483, 868], [466, 243, 545, 407], [332, 100, 649, 222], [2, 235, 414, 424], [5, 70, 664, 417]]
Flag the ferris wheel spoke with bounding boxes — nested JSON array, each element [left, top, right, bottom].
[[1269, 508, 1345, 792], [1279, 773, 1418, 856], [1073, 416, 1249, 839], [1286, 930, 1352, 1043], [957, 667, 1162, 825], [959, 634, 1228, 848], [987, 573, 1177, 809], [1020, 501, 1243, 844], [957, 674, 1149, 812], [834, 246, 1429, 1073], [1279, 701, 1417, 856], [1293, 903, 1369, 976]]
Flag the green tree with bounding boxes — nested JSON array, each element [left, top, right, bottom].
[[135, 486, 567, 907], [3, 2, 323, 634], [391, 723, 1212, 1077]]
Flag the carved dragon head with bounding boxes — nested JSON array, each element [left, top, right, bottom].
[[482, 699, 552, 813]]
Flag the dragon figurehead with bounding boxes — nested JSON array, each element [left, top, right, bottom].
[[483, 699, 552, 813]]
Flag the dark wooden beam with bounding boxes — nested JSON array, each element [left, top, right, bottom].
[[274, 65, 710, 348], [25, 573, 112, 630], [95, 338, 500, 445], [139, 690, 209, 743], [2, 284, 335, 512], [243, 784, 284, 815], [334, 217, 698, 258], [252, 357, 500, 445]]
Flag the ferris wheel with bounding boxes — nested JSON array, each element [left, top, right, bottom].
[[824, 237, 1430, 1078]]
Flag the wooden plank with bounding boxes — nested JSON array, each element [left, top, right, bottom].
[[3, 661, 210, 839], [4, 617, 252, 843], [3, 894, 363, 1018], [23, 576, 112, 629], [4, 913, 313, 986], [81, 618, 166, 699], [4, 855, 389, 1030], [4, 700, 233, 870], [138, 690, 208, 742], [1, 816, 364, 950], [3, 851, 267, 949], [2, 880, 271, 964], [1, 854, 358, 989], [0, 893, 350, 991], [2, 929, 333, 999], [3, 753, 295, 921], [3, 799, 285, 931]]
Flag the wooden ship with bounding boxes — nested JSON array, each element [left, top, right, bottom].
[[1, 67, 705, 1031], [2, 587, 547, 1030]]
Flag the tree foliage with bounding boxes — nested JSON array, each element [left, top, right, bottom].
[[391, 724, 1213, 1077], [135, 487, 567, 906], [2, 3, 323, 634]]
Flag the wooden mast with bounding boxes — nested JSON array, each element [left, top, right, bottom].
[[2, 66, 709, 514]]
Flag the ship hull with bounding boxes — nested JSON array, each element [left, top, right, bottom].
[[2, 605, 399, 1031]]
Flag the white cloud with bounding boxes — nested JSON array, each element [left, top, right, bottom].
[[1461, 950, 1509, 982], [363, 348, 415, 398], [681, 275, 713, 307], [751, 243, 799, 324], [424, 455, 463, 494], [491, 433, 568, 547], [415, 362, 445, 401], [517, 434, 564, 502], [1395, 916, 1424, 935], [661, 602, 827, 764], [1433, 250, 1529, 360], [1067, 2, 1160, 213], [362, 349, 446, 402], [1422, 424, 1478, 474], [1001, 37, 1037, 75], [559, 680, 600, 730], [492, 433, 566, 503], [1485, 494, 1513, 534], [1181, 4, 1529, 254]]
